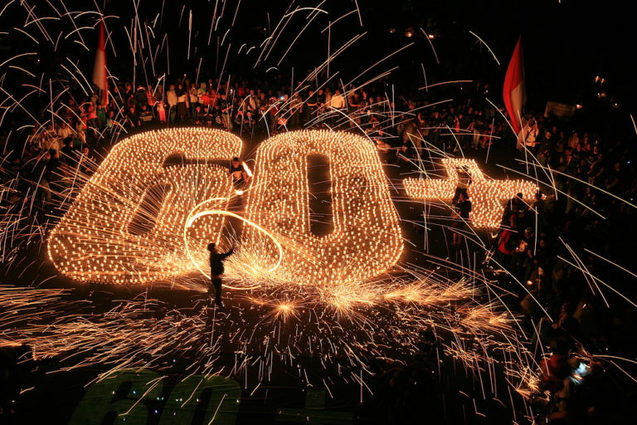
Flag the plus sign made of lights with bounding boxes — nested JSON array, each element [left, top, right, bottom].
[[403, 158, 538, 228], [48, 129, 536, 286]]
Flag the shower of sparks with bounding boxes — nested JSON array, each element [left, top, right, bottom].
[[0, 0, 636, 421]]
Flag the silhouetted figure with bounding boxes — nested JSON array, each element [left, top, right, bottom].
[[207, 243, 234, 308], [450, 191, 472, 258], [452, 165, 472, 203], [229, 156, 250, 190]]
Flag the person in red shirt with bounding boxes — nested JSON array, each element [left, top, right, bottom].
[[495, 214, 518, 268]]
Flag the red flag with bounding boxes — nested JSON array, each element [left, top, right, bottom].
[[92, 20, 108, 106], [503, 38, 524, 135]]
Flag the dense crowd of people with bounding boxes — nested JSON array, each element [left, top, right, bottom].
[[490, 125, 636, 423], [1, 74, 636, 424]]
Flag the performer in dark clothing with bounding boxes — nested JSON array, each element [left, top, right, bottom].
[[452, 166, 472, 204], [229, 157, 250, 189], [207, 243, 234, 308], [450, 191, 472, 254]]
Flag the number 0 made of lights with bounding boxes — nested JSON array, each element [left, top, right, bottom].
[[241, 130, 403, 286]]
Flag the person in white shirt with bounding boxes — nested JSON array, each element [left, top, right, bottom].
[[189, 83, 199, 114], [57, 124, 74, 141], [329, 89, 345, 109], [517, 118, 539, 151], [166, 84, 178, 123]]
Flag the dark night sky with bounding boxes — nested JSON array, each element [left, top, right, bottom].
[[1, 0, 636, 115]]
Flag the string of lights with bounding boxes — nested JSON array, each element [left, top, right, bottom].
[[48, 128, 243, 285], [242, 130, 403, 286], [404, 158, 538, 228]]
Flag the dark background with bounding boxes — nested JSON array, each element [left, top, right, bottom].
[[2, 2, 637, 423], [1, 0, 635, 119]]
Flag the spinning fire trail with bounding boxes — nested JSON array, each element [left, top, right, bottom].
[[1, 1, 636, 424], [38, 126, 533, 386], [0, 125, 548, 421]]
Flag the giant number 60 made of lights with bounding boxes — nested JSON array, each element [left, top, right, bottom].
[[48, 128, 536, 287]]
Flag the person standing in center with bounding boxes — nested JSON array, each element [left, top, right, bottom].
[[229, 157, 250, 190], [176, 83, 189, 122], [207, 243, 234, 308], [329, 88, 346, 110], [166, 84, 178, 124], [450, 191, 472, 256]]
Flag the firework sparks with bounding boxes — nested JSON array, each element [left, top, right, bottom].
[[1, 2, 636, 423]]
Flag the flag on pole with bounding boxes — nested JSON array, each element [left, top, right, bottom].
[[92, 20, 108, 106], [503, 37, 524, 135]]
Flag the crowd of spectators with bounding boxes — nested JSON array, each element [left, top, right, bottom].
[[0, 77, 500, 212], [1, 74, 636, 424], [363, 102, 636, 423], [489, 123, 637, 423]]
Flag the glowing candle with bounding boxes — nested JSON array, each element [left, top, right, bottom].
[[404, 158, 538, 228], [242, 130, 403, 285], [48, 128, 243, 284]]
